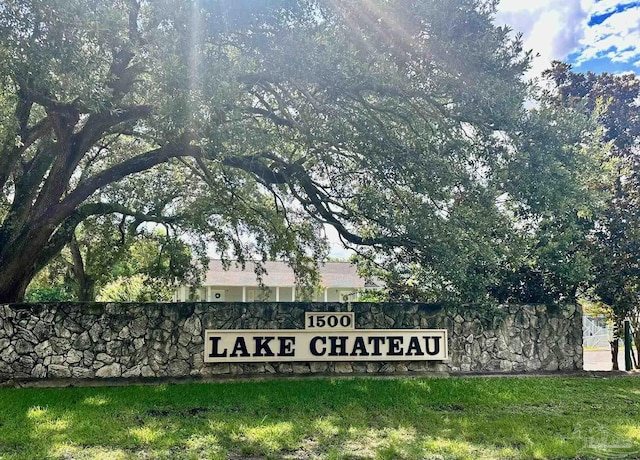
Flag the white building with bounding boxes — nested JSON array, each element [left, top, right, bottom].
[[173, 260, 379, 302]]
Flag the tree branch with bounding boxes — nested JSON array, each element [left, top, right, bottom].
[[35, 201, 178, 275], [0, 90, 52, 191], [53, 142, 199, 220], [221, 154, 287, 184], [285, 164, 416, 248], [15, 79, 86, 114], [245, 107, 296, 128], [68, 235, 86, 285], [73, 104, 152, 157]]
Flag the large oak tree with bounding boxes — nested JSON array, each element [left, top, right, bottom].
[[0, 0, 590, 303]]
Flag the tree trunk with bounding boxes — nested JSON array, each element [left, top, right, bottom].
[[633, 331, 640, 370], [0, 222, 60, 303], [0, 254, 38, 302], [76, 276, 96, 302], [630, 313, 640, 369], [610, 338, 619, 371], [69, 236, 95, 301], [0, 269, 31, 303]]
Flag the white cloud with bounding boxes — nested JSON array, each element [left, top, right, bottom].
[[495, 0, 587, 77], [495, 0, 640, 76], [574, 5, 640, 66], [588, 0, 634, 15]]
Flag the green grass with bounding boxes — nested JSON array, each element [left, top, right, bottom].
[[0, 376, 639, 459]]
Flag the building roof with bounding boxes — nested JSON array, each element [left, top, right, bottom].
[[204, 260, 378, 288]]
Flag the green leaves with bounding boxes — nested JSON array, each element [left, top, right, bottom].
[[0, 0, 607, 303], [543, 62, 640, 317]]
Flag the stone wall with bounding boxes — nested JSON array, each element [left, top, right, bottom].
[[0, 302, 582, 382]]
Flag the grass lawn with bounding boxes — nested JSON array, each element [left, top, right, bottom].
[[0, 376, 639, 459]]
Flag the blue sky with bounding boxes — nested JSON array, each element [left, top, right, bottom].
[[495, 0, 640, 77]]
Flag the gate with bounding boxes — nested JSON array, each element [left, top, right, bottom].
[[583, 315, 612, 349]]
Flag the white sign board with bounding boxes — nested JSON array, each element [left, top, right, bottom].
[[204, 312, 447, 362]]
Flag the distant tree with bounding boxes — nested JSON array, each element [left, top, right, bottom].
[[24, 264, 75, 302], [97, 274, 170, 302], [65, 220, 199, 301], [356, 102, 604, 305], [62, 216, 131, 302], [543, 61, 640, 369], [23, 220, 198, 302]]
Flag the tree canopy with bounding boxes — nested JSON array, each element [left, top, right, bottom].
[[543, 61, 640, 367], [543, 62, 640, 310], [0, 0, 600, 303]]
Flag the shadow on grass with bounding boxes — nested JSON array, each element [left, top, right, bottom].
[[0, 377, 639, 459]]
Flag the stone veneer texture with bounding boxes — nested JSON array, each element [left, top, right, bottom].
[[0, 302, 582, 382]]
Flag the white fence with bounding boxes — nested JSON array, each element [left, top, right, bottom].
[[583, 315, 612, 349]]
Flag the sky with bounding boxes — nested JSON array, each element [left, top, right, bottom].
[[495, 0, 640, 78]]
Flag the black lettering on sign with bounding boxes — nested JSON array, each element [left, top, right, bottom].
[[387, 336, 403, 356], [424, 336, 441, 356], [350, 336, 370, 356], [367, 336, 386, 356], [279, 336, 295, 356], [329, 336, 348, 356], [310, 336, 326, 356], [406, 336, 423, 356], [254, 336, 275, 357], [230, 337, 250, 357], [208, 337, 228, 358]]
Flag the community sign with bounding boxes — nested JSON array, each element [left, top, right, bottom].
[[204, 312, 448, 362]]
